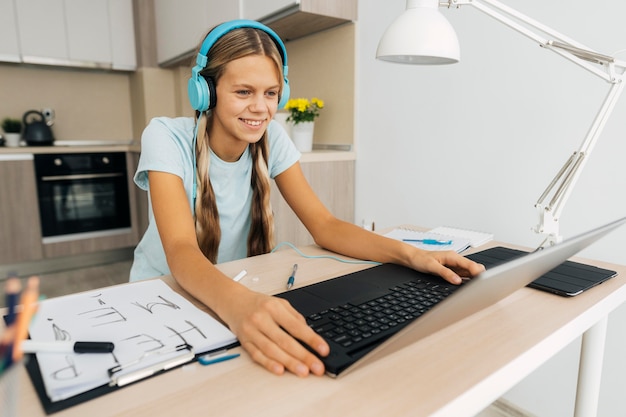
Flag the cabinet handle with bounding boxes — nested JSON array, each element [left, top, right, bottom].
[[40, 173, 124, 181]]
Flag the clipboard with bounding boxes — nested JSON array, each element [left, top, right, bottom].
[[22, 340, 239, 414], [12, 279, 239, 414]]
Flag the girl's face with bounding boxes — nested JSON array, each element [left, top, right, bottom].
[[208, 54, 281, 161]]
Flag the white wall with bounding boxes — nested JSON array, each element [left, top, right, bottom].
[[355, 1, 626, 416]]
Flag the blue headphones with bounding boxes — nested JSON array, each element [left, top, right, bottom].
[[187, 19, 290, 112]]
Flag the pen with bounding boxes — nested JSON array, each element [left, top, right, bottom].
[[198, 351, 241, 366], [20, 340, 115, 354], [110, 349, 195, 387], [402, 238, 453, 245], [286, 264, 298, 289]]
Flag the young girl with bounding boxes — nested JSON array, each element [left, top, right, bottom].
[[131, 20, 484, 377]]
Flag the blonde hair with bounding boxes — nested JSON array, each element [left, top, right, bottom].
[[193, 27, 282, 263]]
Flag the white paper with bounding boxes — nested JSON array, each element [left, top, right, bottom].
[[28, 280, 236, 402]]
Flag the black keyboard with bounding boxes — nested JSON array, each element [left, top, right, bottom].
[[306, 279, 457, 354]]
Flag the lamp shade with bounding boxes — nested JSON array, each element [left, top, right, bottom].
[[376, 0, 460, 65]]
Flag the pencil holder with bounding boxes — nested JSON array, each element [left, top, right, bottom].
[[0, 362, 20, 417]]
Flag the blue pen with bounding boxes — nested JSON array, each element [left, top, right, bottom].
[[402, 238, 453, 245], [286, 264, 298, 290], [198, 352, 241, 366]]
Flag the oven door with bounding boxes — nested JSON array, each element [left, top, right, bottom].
[[36, 171, 131, 239]]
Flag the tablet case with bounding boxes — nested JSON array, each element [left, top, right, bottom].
[[466, 246, 617, 296]]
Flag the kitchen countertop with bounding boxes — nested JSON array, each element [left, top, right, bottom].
[[0, 142, 356, 162], [0, 141, 139, 155]]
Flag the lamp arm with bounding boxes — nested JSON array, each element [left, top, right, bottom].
[[535, 80, 625, 246], [444, 0, 626, 247]]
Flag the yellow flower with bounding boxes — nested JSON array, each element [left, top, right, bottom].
[[311, 98, 324, 109], [285, 97, 324, 124]]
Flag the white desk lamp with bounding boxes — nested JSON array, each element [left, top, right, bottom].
[[377, 0, 626, 248]]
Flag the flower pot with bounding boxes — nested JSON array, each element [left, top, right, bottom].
[[291, 121, 314, 152], [273, 112, 292, 136], [4, 132, 21, 147]]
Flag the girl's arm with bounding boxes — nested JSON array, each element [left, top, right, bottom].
[[275, 162, 485, 283], [148, 171, 329, 377]]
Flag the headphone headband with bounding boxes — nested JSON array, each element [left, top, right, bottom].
[[188, 19, 290, 112]]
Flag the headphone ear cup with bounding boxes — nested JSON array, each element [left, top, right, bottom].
[[206, 78, 217, 110], [278, 78, 290, 109], [188, 70, 209, 112]]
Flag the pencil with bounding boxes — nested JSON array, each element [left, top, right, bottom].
[[12, 276, 40, 362]]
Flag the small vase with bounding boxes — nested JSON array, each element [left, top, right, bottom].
[[291, 121, 314, 152], [4, 132, 21, 147], [273, 111, 292, 136]]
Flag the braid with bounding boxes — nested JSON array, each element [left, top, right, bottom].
[[194, 112, 221, 263], [248, 134, 275, 256], [190, 26, 284, 263]]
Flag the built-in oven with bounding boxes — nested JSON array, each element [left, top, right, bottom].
[[34, 152, 131, 243]]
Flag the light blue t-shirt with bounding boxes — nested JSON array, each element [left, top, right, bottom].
[[130, 116, 300, 282]]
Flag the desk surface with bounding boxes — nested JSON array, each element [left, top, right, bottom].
[[13, 241, 626, 417]]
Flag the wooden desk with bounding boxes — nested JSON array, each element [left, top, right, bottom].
[[13, 242, 626, 417]]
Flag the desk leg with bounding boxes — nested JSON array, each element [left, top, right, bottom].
[[574, 316, 608, 417]]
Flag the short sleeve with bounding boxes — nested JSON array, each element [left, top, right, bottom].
[[267, 120, 301, 179], [134, 117, 195, 191]]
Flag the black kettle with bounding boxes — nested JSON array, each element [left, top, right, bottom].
[[23, 110, 54, 146]]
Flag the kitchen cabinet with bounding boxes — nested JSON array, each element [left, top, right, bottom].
[[13, 0, 136, 70], [109, 0, 137, 70], [154, 0, 239, 66], [15, 0, 67, 63], [153, 0, 357, 66], [0, 149, 143, 262], [0, 0, 20, 62], [271, 158, 355, 246], [242, 0, 297, 21], [0, 154, 44, 264], [65, 0, 112, 64], [241, 0, 357, 42]]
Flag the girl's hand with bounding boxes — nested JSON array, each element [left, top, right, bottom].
[[222, 287, 329, 377], [409, 250, 485, 285]]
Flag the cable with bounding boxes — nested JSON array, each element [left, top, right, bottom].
[[271, 242, 381, 265]]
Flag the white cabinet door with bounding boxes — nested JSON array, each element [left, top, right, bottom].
[[154, 0, 239, 65], [13, 0, 135, 69], [108, 0, 137, 70], [0, 0, 20, 62], [16, 0, 68, 62], [241, 0, 298, 21], [65, 0, 112, 65]]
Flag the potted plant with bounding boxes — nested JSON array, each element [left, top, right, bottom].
[[284, 97, 324, 152], [1, 117, 22, 147]]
